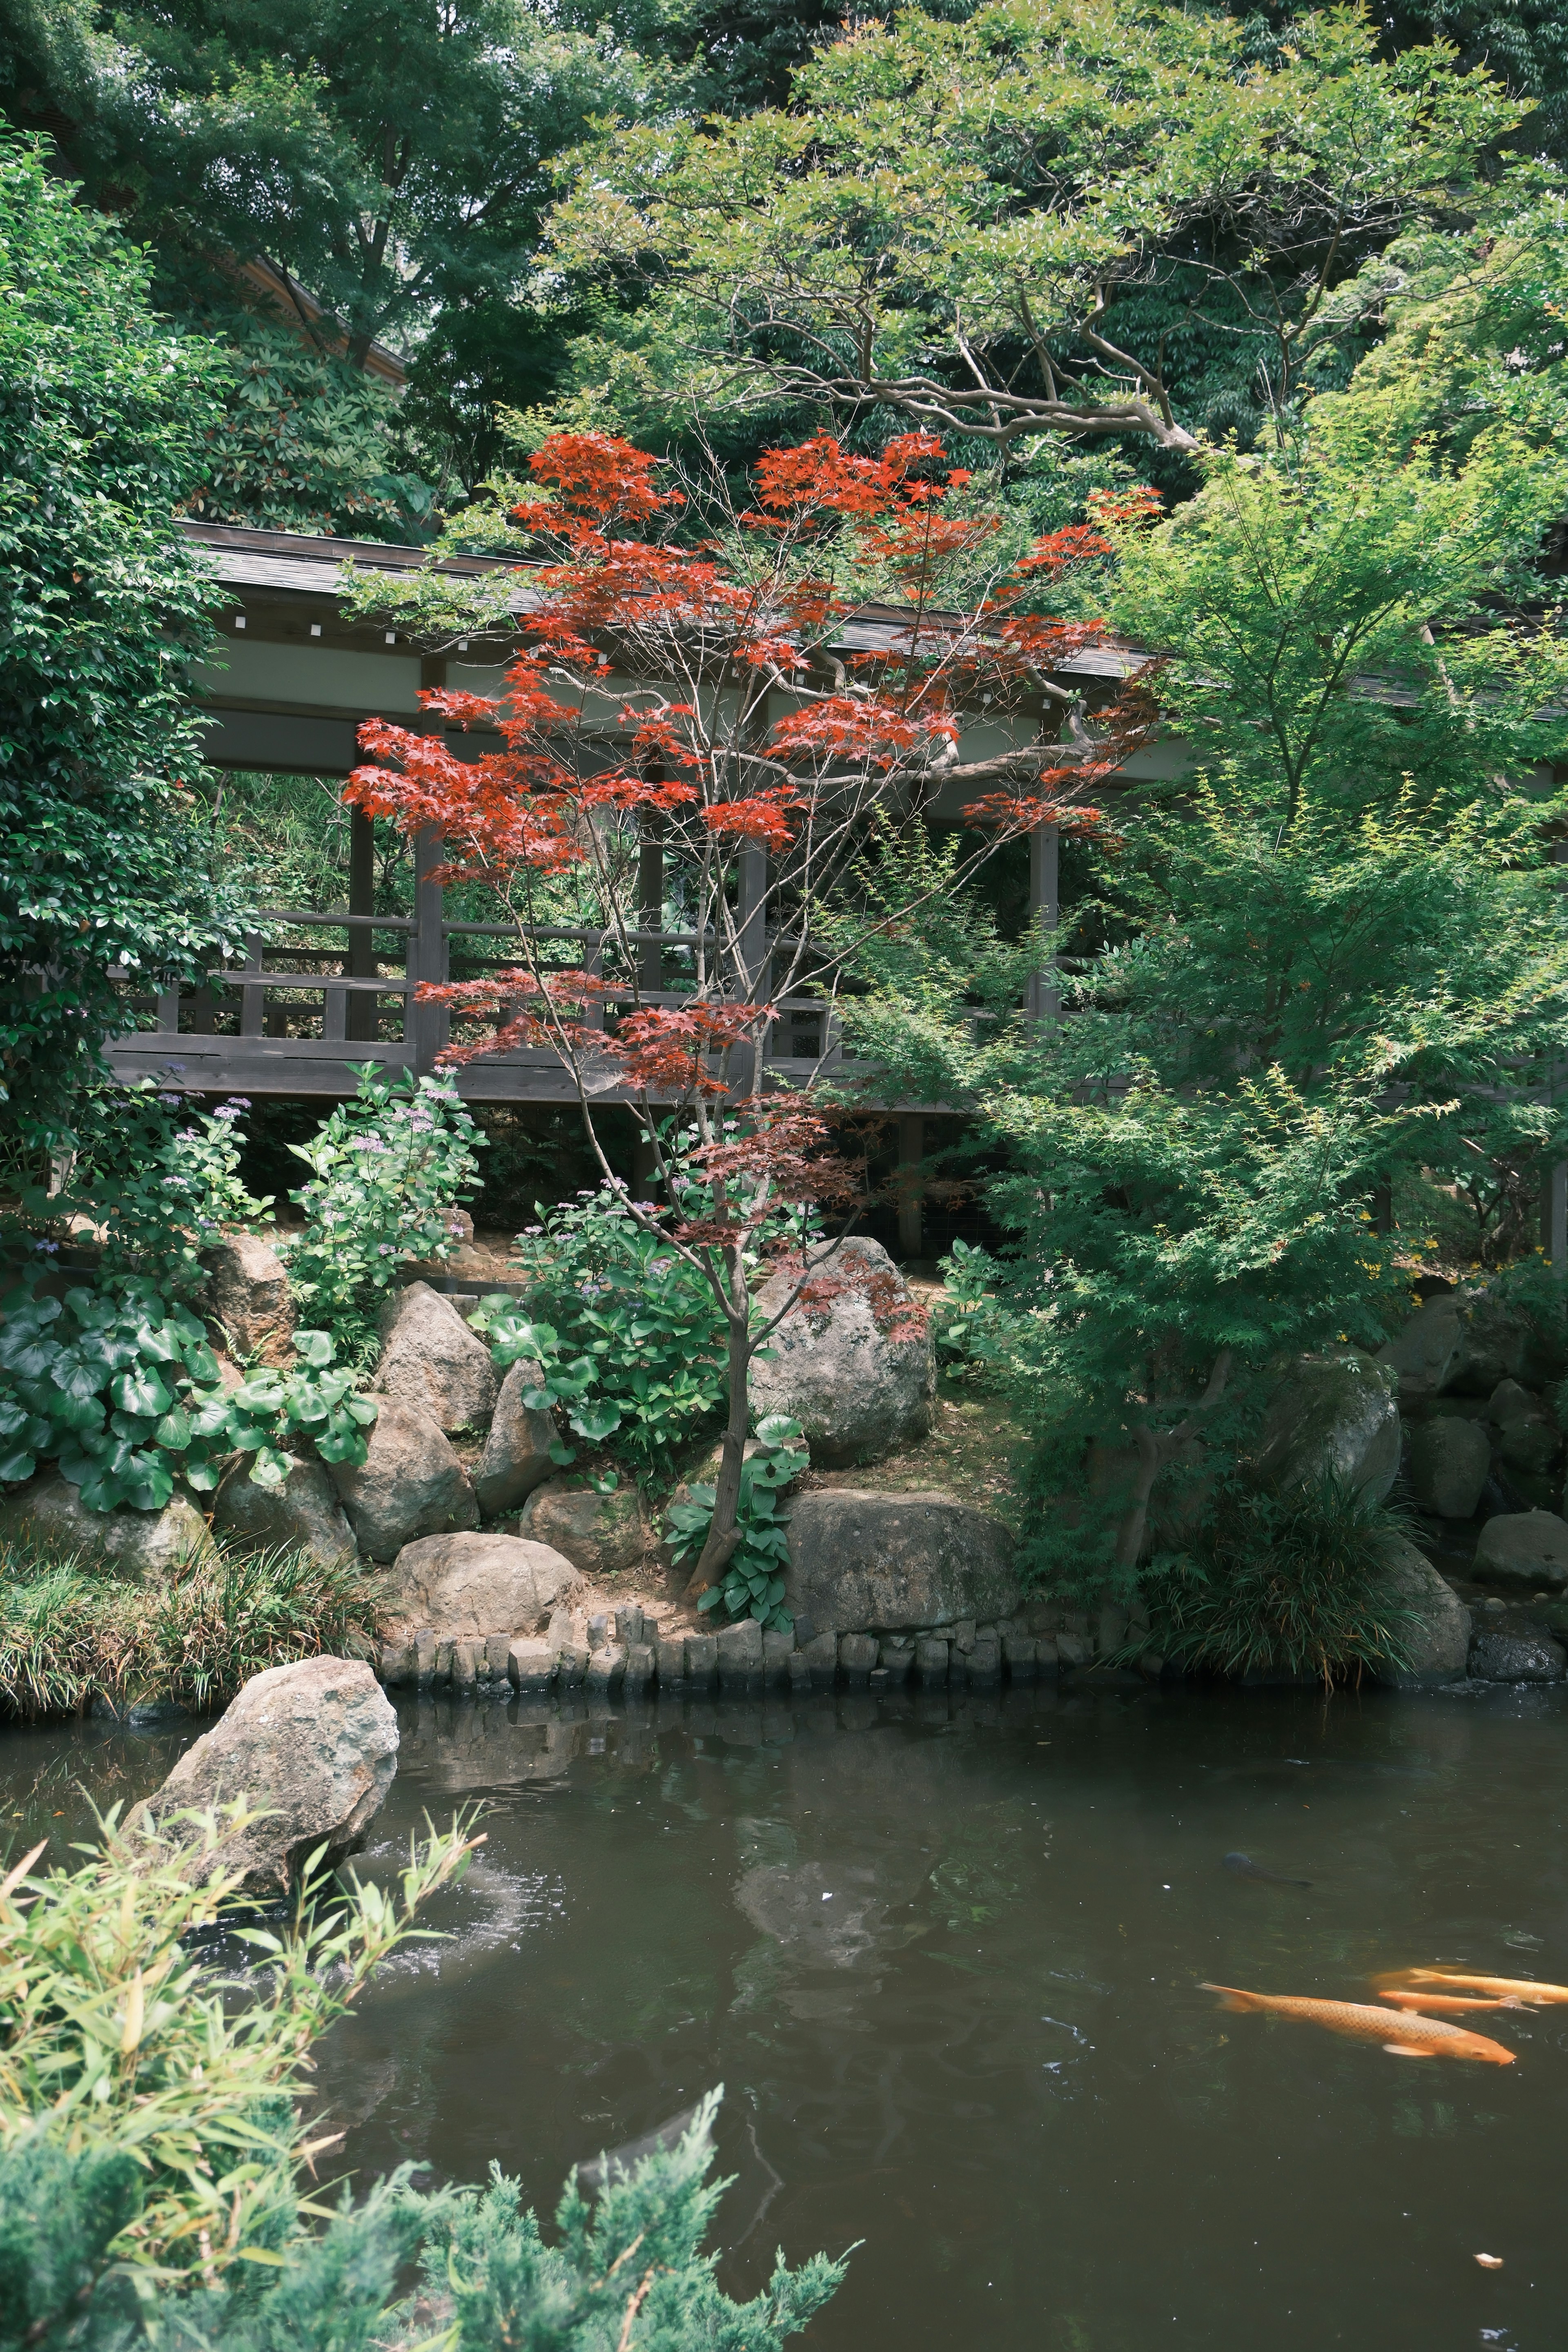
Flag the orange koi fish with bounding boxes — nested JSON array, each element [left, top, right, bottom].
[[1374, 1969, 1568, 2004], [1378, 1990, 1524, 2017], [1201, 1984, 1515, 2063]]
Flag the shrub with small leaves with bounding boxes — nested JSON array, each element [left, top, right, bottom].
[[666, 1414, 808, 1634], [281, 1066, 483, 1361], [54, 1082, 273, 1305]]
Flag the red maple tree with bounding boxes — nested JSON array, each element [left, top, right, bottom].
[[346, 425, 1143, 1584]]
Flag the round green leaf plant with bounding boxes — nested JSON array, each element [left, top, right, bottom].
[[665, 1415, 808, 1636]]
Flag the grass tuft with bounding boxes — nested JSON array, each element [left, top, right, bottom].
[[0, 1540, 384, 1722], [1144, 1472, 1421, 1687]]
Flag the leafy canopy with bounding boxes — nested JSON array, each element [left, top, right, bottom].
[[845, 380, 1568, 1585], [546, 0, 1517, 452], [0, 135, 245, 1151]]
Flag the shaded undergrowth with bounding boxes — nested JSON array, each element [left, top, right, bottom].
[[1143, 1472, 1421, 1687]]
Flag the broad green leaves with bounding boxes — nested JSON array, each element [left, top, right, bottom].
[[0, 1273, 376, 1511], [668, 1415, 808, 1634], [282, 1067, 482, 1362], [470, 1181, 729, 1471]]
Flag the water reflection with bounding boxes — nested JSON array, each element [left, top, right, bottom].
[[8, 1677, 1568, 2351]]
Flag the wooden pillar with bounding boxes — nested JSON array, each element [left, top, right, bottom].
[[1026, 822, 1060, 1024], [638, 813, 664, 1000], [738, 840, 769, 1094], [897, 1112, 924, 1260], [407, 657, 449, 1074], [345, 806, 378, 1041], [1545, 1158, 1568, 1273]]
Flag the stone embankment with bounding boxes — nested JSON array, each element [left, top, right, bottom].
[[14, 1227, 1568, 1693]]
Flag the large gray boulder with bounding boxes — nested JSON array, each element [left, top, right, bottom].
[[1406, 1417, 1491, 1520], [782, 1488, 1021, 1638], [1378, 1293, 1465, 1403], [1379, 1286, 1557, 1405], [382, 1530, 578, 1644], [0, 1474, 214, 1578], [519, 1478, 650, 1576], [1448, 1291, 1540, 1396], [211, 1455, 357, 1569], [748, 1236, 935, 1467], [1489, 1381, 1561, 1479], [1254, 1354, 1400, 1504], [1374, 1538, 1471, 1688], [125, 1656, 397, 1891], [1469, 1621, 1567, 1682], [473, 1359, 557, 1516], [1472, 1510, 1568, 1592], [375, 1282, 497, 1434], [328, 1398, 478, 1560], [204, 1232, 295, 1367]]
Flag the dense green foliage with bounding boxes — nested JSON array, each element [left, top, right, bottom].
[[0, 1269, 372, 1510], [281, 1068, 483, 1362], [0, 1819, 847, 2351], [0, 0, 668, 499], [0, 1811, 477, 2316], [667, 1414, 809, 1635], [472, 1181, 729, 1471], [545, 3, 1513, 456], [0, 1540, 379, 1718], [183, 311, 437, 539], [57, 1087, 272, 1308], [0, 137, 243, 1149], [842, 314, 1568, 1592]]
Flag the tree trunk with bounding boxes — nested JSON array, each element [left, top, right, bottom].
[[1112, 1349, 1235, 1570], [687, 1248, 752, 1597]]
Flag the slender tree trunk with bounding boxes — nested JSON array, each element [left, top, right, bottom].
[[688, 1246, 752, 1596]]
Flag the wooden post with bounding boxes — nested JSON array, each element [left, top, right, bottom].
[[1545, 1158, 1568, 1273], [239, 932, 265, 1037], [408, 825, 448, 1074], [897, 1112, 924, 1260], [407, 657, 449, 1074], [638, 813, 664, 1000], [738, 840, 769, 1094], [1027, 822, 1060, 1024], [345, 806, 378, 1042]]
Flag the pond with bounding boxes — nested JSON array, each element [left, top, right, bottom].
[[5, 1677, 1567, 2352]]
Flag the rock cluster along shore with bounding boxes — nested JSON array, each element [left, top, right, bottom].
[[13, 1227, 1568, 1691], [379, 1592, 1136, 1698]]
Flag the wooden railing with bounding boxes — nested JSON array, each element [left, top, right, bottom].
[[108, 901, 842, 1100]]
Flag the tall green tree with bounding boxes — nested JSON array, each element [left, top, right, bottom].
[[544, 0, 1516, 457], [0, 136, 245, 1155], [0, 0, 674, 496], [843, 371, 1568, 1584]]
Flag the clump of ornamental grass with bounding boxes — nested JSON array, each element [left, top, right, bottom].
[[0, 1561, 136, 1721], [136, 1543, 382, 1713], [0, 1540, 383, 1722], [1143, 1472, 1421, 1688]]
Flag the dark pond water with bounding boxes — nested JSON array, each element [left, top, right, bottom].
[[7, 1678, 1568, 2351]]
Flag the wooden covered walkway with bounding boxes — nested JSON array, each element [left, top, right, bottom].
[[107, 520, 1170, 1109]]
